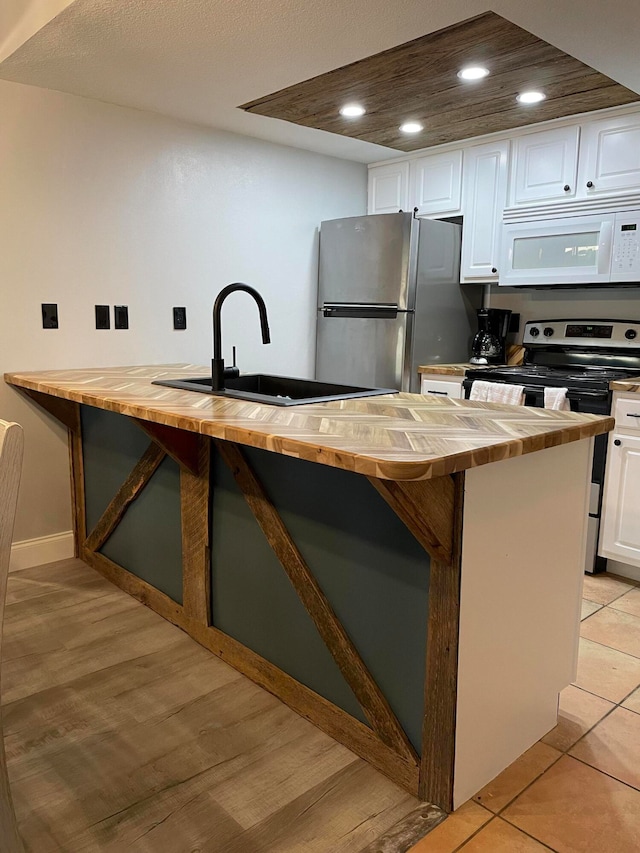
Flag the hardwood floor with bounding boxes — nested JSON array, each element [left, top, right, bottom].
[[1, 559, 443, 852]]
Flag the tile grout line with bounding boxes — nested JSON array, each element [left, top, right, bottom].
[[450, 812, 558, 852], [496, 668, 640, 847], [564, 751, 640, 797], [445, 579, 640, 852], [577, 633, 640, 662], [489, 749, 565, 819]]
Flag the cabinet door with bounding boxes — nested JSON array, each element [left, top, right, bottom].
[[579, 113, 640, 196], [460, 140, 509, 281], [511, 126, 579, 205], [600, 432, 640, 567], [367, 162, 410, 215], [410, 150, 462, 216]]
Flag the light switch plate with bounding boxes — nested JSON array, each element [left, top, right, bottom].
[[114, 305, 129, 329], [41, 303, 59, 329], [173, 306, 187, 330], [95, 305, 110, 329]]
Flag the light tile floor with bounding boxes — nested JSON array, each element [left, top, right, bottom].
[[409, 571, 640, 853]]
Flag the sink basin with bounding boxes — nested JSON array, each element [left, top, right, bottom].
[[152, 373, 398, 406]]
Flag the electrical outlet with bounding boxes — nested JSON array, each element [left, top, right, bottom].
[[173, 306, 187, 330], [95, 305, 110, 329], [41, 303, 59, 329], [114, 305, 129, 329]]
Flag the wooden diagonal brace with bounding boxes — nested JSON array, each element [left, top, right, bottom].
[[85, 442, 166, 553], [134, 419, 202, 475], [367, 475, 455, 566], [19, 388, 80, 432], [215, 439, 419, 766]]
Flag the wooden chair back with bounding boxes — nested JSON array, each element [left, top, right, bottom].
[[0, 420, 24, 852]]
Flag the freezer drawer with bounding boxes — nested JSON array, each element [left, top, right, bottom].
[[316, 311, 411, 390]]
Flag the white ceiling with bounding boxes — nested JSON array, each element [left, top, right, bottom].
[[1, 0, 639, 163]]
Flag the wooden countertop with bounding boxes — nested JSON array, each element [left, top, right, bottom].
[[5, 364, 614, 481], [418, 364, 472, 376], [610, 378, 640, 393]]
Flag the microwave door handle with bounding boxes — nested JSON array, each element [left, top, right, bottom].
[[598, 220, 614, 276]]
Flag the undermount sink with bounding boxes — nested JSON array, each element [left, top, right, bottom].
[[152, 373, 398, 406]]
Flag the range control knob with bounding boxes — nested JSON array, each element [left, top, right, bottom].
[[625, 328, 638, 340], [543, 327, 555, 337], [529, 326, 540, 337]]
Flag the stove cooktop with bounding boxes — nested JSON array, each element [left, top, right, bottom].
[[465, 363, 636, 392]]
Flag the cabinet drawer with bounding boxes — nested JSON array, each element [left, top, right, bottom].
[[420, 378, 463, 399], [614, 397, 640, 432]]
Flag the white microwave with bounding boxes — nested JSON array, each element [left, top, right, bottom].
[[499, 211, 640, 286]]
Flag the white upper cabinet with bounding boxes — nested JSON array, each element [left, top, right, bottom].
[[409, 150, 463, 216], [460, 140, 509, 281], [367, 161, 410, 215], [579, 113, 640, 197], [510, 126, 580, 205]]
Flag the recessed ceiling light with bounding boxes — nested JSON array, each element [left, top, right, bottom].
[[399, 122, 423, 134], [339, 104, 366, 117], [457, 66, 490, 81], [516, 91, 546, 104]]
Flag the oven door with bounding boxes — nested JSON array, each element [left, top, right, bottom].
[[499, 214, 615, 286]]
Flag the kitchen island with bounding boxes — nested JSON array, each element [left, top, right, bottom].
[[5, 364, 613, 812]]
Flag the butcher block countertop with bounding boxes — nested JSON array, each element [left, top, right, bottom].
[[417, 364, 471, 376], [610, 378, 640, 393], [5, 364, 614, 481]]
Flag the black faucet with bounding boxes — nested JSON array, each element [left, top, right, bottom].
[[212, 283, 271, 392]]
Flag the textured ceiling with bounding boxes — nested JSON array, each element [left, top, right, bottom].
[[1, 0, 639, 162]]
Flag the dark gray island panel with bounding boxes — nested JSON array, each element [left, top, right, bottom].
[[211, 445, 431, 751]]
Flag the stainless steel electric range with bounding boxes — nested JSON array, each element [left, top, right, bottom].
[[463, 319, 640, 574]]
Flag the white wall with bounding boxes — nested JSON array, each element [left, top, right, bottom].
[[0, 80, 366, 542], [490, 287, 640, 329]]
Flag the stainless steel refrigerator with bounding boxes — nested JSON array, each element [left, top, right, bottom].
[[316, 213, 479, 392]]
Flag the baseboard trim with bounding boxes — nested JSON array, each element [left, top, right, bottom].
[[10, 531, 74, 572]]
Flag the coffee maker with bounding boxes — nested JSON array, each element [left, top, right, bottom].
[[470, 308, 512, 364]]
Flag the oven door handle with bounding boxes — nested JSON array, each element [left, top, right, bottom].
[[565, 389, 610, 400]]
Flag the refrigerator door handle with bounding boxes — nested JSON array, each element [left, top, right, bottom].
[[322, 303, 410, 319]]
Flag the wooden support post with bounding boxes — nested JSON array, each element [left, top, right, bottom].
[[180, 437, 211, 625], [369, 469, 465, 811], [419, 472, 464, 810]]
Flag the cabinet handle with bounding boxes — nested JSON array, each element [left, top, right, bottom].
[[626, 413, 640, 418], [491, 267, 498, 274], [614, 439, 622, 446], [587, 181, 594, 188], [426, 390, 448, 395], [564, 184, 571, 192]]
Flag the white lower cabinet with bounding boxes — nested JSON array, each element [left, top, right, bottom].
[[600, 396, 640, 567], [420, 374, 464, 399], [460, 141, 509, 282]]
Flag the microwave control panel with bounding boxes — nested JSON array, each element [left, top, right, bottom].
[[612, 213, 640, 280]]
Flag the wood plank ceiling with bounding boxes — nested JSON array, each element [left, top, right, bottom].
[[240, 12, 639, 152]]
